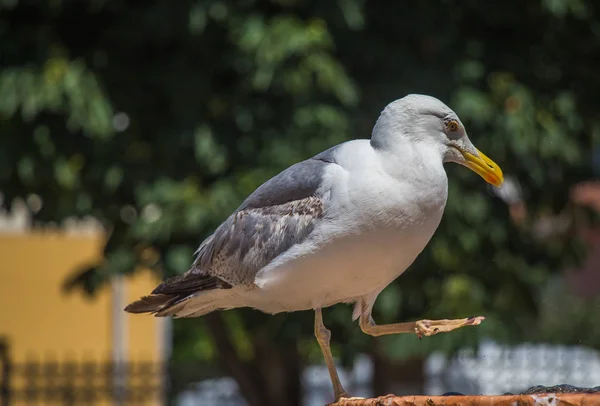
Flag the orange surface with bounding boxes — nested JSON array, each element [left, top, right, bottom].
[[331, 393, 600, 406]]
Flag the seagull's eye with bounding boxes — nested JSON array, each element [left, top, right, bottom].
[[446, 120, 459, 132]]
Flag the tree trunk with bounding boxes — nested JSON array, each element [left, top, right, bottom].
[[254, 334, 303, 406], [204, 313, 304, 406], [204, 313, 270, 406], [370, 345, 425, 397]]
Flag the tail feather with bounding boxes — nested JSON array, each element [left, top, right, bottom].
[[124, 288, 237, 318], [155, 295, 195, 317], [124, 293, 184, 315], [159, 289, 236, 318], [124, 272, 233, 316]]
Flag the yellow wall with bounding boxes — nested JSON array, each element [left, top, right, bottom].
[[0, 231, 163, 363]]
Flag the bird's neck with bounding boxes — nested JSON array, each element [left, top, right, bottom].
[[374, 138, 447, 187]]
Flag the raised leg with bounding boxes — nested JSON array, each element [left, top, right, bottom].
[[359, 301, 484, 339], [314, 308, 349, 401]]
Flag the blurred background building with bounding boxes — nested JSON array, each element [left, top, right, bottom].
[[1, 0, 600, 405], [0, 206, 168, 405]]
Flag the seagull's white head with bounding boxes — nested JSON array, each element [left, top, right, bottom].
[[371, 94, 504, 187]]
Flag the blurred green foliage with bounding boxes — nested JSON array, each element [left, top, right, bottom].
[[1, 0, 599, 403]]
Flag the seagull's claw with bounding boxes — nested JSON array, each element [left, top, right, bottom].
[[414, 316, 485, 339]]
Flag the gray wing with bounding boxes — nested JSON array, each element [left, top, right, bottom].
[[124, 149, 340, 314]]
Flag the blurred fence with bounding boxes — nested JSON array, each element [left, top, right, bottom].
[[0, 339, 163, 406], [0, 336, 370, 406], [1, 340, 9, 406]]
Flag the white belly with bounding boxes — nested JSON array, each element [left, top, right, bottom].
[[246, 210, 443, 313]]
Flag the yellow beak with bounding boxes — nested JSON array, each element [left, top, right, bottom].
[[461, 149, 504, 187]]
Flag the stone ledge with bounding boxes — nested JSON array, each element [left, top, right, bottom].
[[329, 393, 600, 406]]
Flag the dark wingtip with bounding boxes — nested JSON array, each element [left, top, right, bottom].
[[123, 294, 172, 314]]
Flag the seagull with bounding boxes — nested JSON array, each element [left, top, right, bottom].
[[125, 94, 504, 402]]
